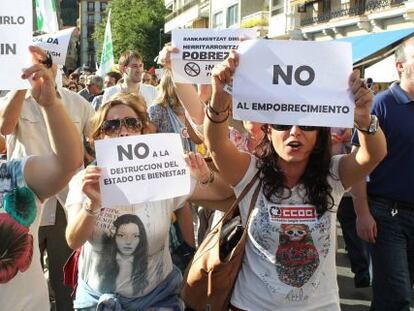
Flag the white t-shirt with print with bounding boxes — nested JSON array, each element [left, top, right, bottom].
[[231, 155, 346, 311], [0, 159, 49, 311], [65, 170, 193, 298], [102, 83, 158, 107]]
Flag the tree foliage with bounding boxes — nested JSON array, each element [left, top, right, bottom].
[[94, 0, 167, 68]]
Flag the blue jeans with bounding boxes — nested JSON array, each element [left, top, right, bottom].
[[337, 196, 371, 281], [369, 197, 414, 311]]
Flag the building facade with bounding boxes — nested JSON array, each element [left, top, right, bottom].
[[287, 0, 414, 40], [164, 0, 269, 37], [78, 0, 108, 70]]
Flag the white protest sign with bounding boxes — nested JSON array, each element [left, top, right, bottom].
[[171, 28, 256, 84], [95, 133, 191, 208], [0, 0, 32, 90], [233, 40, 354, 128], [32, 27, 75, 65]]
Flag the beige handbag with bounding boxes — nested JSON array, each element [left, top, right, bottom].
[[181, 173, 261, 311]]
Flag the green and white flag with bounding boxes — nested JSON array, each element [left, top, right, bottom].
[[97, 10, 114, 77], [35, 0, 59, 33]]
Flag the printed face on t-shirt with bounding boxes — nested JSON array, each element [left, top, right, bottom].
[[115, 222, 140, 257]]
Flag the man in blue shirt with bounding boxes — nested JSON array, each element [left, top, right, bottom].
[[352, 37, 414, 311]]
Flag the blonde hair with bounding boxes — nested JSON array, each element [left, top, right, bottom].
[[153, 69, 181, 111], [89, 93, 152, 147]]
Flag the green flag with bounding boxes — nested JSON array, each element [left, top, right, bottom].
[[97, 10, 114, 76], [35, 0, 59, 33]]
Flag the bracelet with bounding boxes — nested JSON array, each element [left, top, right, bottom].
[[199, 170, 215, 187], [205, 106, 230, 124], [83, 199, 101, 217], [207, 103, 230, 115]]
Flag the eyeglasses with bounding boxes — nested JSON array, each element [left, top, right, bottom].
[[101, 117, 143, 135], [270, 124, 317, 131]]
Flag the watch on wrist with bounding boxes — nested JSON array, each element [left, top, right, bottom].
[[354, 115, 379, 135]]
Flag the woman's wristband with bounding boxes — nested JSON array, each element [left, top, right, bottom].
[[199, 170, 215, 187], [83, 199, 101, 217], [207, 103, 230, 115], [205, 105, 230, 124]]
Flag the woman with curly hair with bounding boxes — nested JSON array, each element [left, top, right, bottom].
[[203, 50, 387, 311], [65, 93, 233, 310]]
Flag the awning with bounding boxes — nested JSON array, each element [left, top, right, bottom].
[[336, 28, 414, 64], [364, 54, 399, 83]]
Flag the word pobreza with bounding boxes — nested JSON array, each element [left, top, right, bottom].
[[95, 133, 191, 208], [232, 39, 354, 128], [171, 28, 255, 84], [0, 0, 32, 90]]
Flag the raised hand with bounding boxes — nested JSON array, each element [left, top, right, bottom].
[[21, 46, 57, 107], [349, 69, 373, 128], [184, 152, 211, 184], [81, 166, 102, 206]]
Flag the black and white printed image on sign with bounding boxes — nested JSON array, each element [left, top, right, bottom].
[[232, 40, 354, 128], [171, 28, 256, 84], [32, 27, 75, 65], [95, 133, 191, 208], [0, 0, 32, 90]]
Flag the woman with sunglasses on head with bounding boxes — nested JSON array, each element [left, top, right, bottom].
[[204, 51, 387, 311], [64, 93, 233, 311]]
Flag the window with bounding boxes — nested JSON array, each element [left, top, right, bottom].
[[271, 0, 284, 16], [227, 4, 239, 27], [87, 14, 94, 24], [87, 1, 95, 11], [87, 25, 95, 37], [100, 2, 107, 11], [213, 11, 223, 29]]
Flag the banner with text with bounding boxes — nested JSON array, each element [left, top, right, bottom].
[[32, 27, 75, 65], [0, 0, 32, 90], [171, 28, 256, 84], [95, 133, 191, 208], [233, 40, 354, 128]]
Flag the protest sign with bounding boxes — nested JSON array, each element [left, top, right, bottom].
[[232, 40, 354, 128], [32, 27, 75, 65], [0, 0, 32, 90], [171, 28, 255, 84], [95, 133, 191, 208]]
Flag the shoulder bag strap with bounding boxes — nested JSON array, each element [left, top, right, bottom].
[[221, 170, 261, 220], [244, 180, 262, 229]]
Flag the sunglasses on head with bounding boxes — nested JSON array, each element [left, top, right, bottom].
[[101, 117, 143, 135], [270, 124, 317, 131]]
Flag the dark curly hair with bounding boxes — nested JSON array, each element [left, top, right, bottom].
[[255, 125, 334, 217]]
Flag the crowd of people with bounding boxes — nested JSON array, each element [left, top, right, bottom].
[[0, 34, 413, 311]]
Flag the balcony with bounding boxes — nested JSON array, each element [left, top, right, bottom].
[[241, 10, 269, 37], [300, 0, 406, 26], [165, 0, 200, 23]]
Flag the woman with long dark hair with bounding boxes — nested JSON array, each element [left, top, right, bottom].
[[97, 214, 149, 296], [203, 51, 387, 310]]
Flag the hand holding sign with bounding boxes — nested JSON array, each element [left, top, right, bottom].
[[208, 51, 239, 121], [157, 43, 179, 69], [349, 69, 373, 129], [21, 46, 57, 107], [81, 166, 102, 209]]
